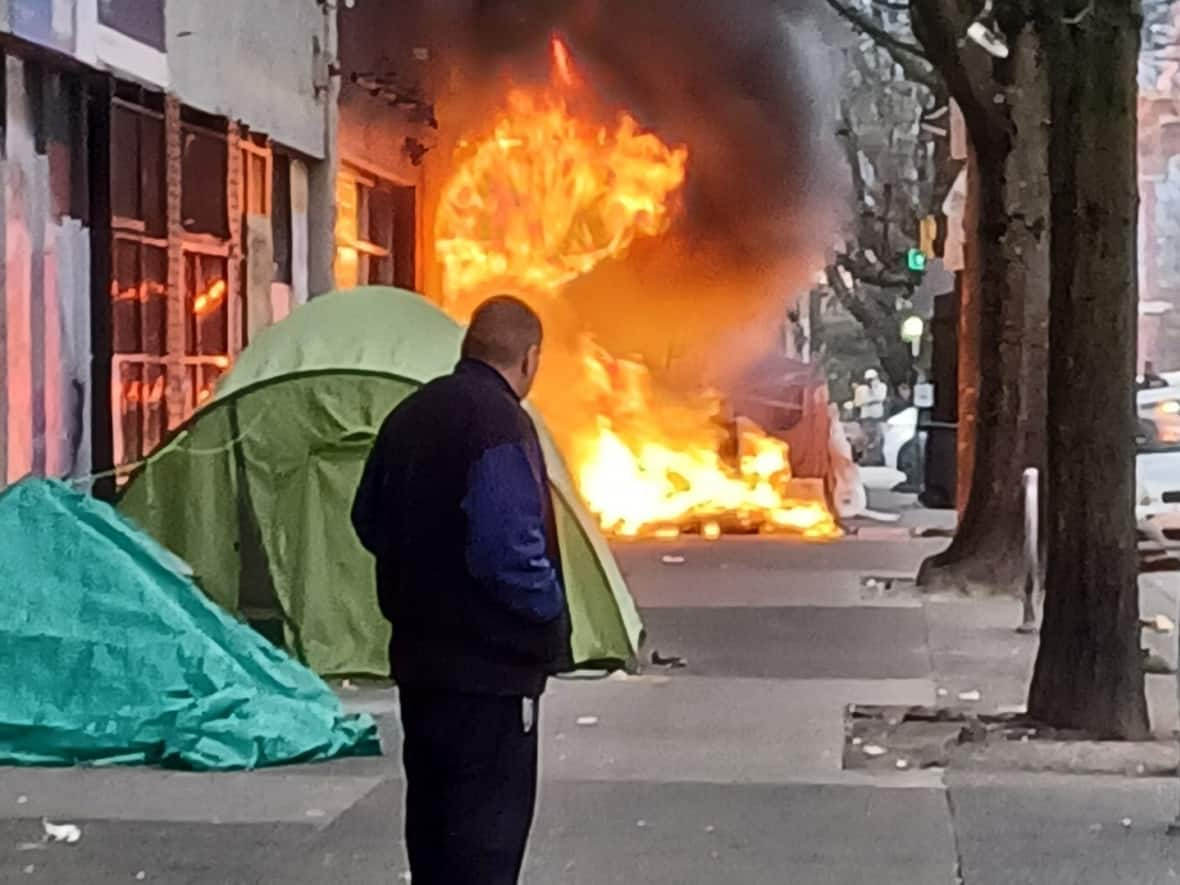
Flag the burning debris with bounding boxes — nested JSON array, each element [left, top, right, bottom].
[[433, 29, 839, 540]]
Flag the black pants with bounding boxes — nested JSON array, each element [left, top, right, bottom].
[[399, 689, 539, 885]]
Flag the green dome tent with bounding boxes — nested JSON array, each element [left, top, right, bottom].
[[118, 287, 643, 678]]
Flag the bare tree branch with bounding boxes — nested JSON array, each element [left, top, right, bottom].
[[840, 251, 916, 289], [909, 0, 1003, 142], [826, 0, 926, 57], [824, 0, 946, 94], [825, 261, 916, 386]]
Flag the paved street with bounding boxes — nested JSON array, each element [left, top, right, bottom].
[[4, 536, 1180, 883]]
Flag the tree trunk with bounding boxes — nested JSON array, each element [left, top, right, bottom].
[[1028, 0, 1147, 739], [912, 2, 1051, 594]]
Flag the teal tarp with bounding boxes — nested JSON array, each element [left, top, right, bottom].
[[0, 479, 380, 770]]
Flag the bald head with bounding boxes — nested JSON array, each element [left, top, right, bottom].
[[462, 296, 545, 398]]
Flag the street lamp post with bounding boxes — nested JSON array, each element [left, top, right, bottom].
[[900, 315, 924, 358]]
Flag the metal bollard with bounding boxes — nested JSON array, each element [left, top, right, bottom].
[[1018, 467, 1040, 633]]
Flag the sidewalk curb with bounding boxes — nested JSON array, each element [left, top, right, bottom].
[[846, 705, 1180, 778], [948, 740, 1179, 778]]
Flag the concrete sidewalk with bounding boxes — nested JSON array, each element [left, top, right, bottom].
[[3, 535, 1180, 883]]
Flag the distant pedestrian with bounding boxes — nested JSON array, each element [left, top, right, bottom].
[[854, 369, 888, 465], [854, 369, 888, 421], [1140, 360, 1167, 390], [352, 295, 571, 885]]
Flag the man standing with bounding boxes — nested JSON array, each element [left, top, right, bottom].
[[853, 369, 888, 465], [352, 295, 571, 885]]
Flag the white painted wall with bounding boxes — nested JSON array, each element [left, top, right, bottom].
[[166, 0, 329, 159]]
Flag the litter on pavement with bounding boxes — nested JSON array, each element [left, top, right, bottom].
[[42, 820, 81, 845], [651, 650, 688, 669], [1142, 614, 1176, 634]]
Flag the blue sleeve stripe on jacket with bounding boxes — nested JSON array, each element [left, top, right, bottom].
[[461, 442, 564, 623]]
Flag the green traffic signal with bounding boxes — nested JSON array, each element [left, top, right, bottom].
[[907, 248, 927, 273]]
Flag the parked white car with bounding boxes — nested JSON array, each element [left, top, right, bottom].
[[1138, 448, 1180, 530], [878, 405, 1178, 522], [1138, 383, 1180, 449], [883, 407, 922, 478]]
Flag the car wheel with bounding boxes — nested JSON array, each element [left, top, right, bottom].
[[1139, 419, 1160, 452], [898, 438, 922, 488]]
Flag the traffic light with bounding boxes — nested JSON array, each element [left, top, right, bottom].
[[907, 248, 927, 273]]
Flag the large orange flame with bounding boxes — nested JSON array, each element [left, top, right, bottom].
[[436, 39, 687, 309], [435, 37, 838, 540]]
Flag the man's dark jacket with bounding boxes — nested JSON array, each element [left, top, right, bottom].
[[351, 358, 572, 697]]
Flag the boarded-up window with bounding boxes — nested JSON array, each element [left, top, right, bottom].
[[242, 146, 269, 217], [181, 124, 228, 238], [110, 95, 169, 468], [110, 236, 168, 464], [392, 186, 417, 290], [271, 154, 293, 285], [335, 165, 417, 289], [111, 102, 165, 236], [184, 251, 230, 409], [111, 238, 167, 355]]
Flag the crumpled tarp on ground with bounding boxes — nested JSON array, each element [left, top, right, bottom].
[[0, 479, 380, 770]]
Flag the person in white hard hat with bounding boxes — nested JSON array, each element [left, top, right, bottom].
[[853, 369, 889, 464]]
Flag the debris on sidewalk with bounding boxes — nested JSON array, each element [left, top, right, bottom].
[[576, 716, 600, 727], [859, 575, 919, 601], [660, 555, 686, 565], [651, 650, 688, 669], [1142, 614, 1176, 634], [957, 689, 983, 703], [845, 704, 1180, 776], [42, 820, 81, 845]]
